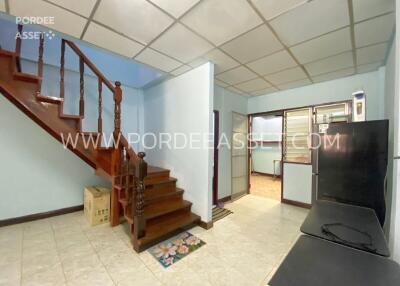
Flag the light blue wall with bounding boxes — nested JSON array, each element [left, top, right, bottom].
[[0, 94, 109, 220], [384, 34, 400, 262], [248, 71, 385, 121], [214, 85, 248, 199]]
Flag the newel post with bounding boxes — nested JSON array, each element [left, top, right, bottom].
[[113, 81, 122, 146], [134, 152, 147, 243]]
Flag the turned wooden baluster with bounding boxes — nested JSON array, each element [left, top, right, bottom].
[[37, 33, 44, 94], [60, 40, 65, 99], [79, 57, 84, 117], [15, 24, 23, 72], [113, 81, 122, 144], [133, 152, 147, 241], [98, 78, 103, 135]]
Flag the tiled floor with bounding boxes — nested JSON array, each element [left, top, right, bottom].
[[250, 174, 282, 201], [0, 195, 308, 286]]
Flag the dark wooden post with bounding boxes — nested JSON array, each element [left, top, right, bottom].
[[98, 78, 103, 134], [113, 81, 122, 145], [15, 24, 23, 72], [60, 40, 65, 99], [37, 33, 44, 94], [79, 57, 85, 117], [133, 152, 147, 246]]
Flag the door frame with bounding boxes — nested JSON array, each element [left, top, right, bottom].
[[213, 110, 220, 205]]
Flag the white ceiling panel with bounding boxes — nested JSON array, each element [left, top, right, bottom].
[[290, 28, 352, 64], [270, 0, 349, 46], [265, 66, 307, 85], [305, 52, 354, 76], [46, 0, 97, 17], [149, 0, 200, 18], [135, 48, 181, 72], [250, 87, 278, 96], [234, 78, 271, 93], [181, 0, 262, 46], [188, 57, 208, 68], [227, 86, 247, 96], [312, 67, 355, 83], [0, 0, 5, 12], [246, 50, 297, 76], [94, 0, 173, 44], [216, 66, 258, 85], [151, 23, 213, 63], [251, 0, 307, 20], [356, 43, 388, 65], [220, 25, 283, 64], [357, 62, 383, 74], [277, 78, 311, 90], [354, 13, 394, 48], [353, 0, 395, 22], [170, 65, 192, 76], [215, 79, 229, 87], [204, 49, 240, 74], [83, 22, 144, 58], [9, 0, 87, 38]]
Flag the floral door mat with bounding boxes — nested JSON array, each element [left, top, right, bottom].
[[148, 231, 206, 268]]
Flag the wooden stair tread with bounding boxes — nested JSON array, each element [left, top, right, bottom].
[[137, 212, 200, 250], [37, 95, 63, 104], [145, 199, 191, 220], [148, 166, 169, 174], [59, 113, 83, 120], [145, 177, 177, 186]]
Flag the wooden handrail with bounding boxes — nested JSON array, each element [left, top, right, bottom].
[[64, 40, 115, 92]]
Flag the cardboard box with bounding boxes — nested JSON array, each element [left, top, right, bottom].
[[84, 187, 111, 226]]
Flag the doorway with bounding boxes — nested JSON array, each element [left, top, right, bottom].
[[249, 112, 283, 201], [213, 110, 219, 206]]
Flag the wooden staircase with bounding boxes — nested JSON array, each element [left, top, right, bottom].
[[0, 25, 200, 252]]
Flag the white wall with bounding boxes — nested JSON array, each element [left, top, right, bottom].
[[143, 63, 214, 222], [0, 94, 108, 220], [248, 71, 385, 121], [214, 85, 248, 200]]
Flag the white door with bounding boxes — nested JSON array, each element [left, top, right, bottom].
[[231, 112, 248, 199]]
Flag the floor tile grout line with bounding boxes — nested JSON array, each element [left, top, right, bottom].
[[50, 219, 68, 286]]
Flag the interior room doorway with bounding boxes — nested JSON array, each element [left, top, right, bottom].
[[249, 112, 283, 201]]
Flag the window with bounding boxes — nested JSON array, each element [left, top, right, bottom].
[[314, 103, 350, 124], [283, 108, 312, 164]]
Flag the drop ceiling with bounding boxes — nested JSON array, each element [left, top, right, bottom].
[[2, 0, 395, 96]]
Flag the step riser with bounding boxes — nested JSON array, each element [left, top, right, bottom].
[[146, 204, 191, 224], [137, 220, 199, 252], [145, 193, 183, 207], [146, 182, 177, 193]]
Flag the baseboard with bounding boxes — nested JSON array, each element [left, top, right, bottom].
[[218, 195, 232, 203], [282, 199, 311, 209], [199, 220, 213, 230], [0, 205, 84, 227]]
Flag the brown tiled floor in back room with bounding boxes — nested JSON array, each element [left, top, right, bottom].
[[250, 174, 282, 201]]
